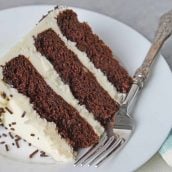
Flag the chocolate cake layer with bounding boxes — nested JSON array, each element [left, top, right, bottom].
[[2, 55, 99, 149], [56, 10, 132, 93], [34, 29, 119, 126]]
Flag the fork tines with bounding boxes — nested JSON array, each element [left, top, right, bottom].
[[74, 133, 124, 167]]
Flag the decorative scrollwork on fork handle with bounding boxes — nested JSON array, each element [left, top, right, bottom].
[[123, 10, 172, 107]]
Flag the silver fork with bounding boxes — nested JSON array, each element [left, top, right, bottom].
[[74, 9, 172, 167]]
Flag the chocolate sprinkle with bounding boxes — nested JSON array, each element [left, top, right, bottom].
[[29, 150, 39, 158], [15, 137, 21, 141], [28, 143, 32, 146], [0, 108, 5, 114], [30, 134, 35, 137], [5, 107, 13, 114], [5, 144, 9, 151], [54, 5, 59, 10], [2, 133, 7, 137], [21, 111, 26, 118], [40, 151, 48, 157], [12, 143, 15, 146], [9, 132, 14, 139], [0, 141, 5, 144], [15, 139, 20, 148], [11, 122, 16, 125], [15, 135, 20, 138], [10, 128, 15, 131], [9, 94, 13, 98], [1, 92, 6, 99]]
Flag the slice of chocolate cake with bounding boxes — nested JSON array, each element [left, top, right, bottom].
[[0, 6, 132, 162]]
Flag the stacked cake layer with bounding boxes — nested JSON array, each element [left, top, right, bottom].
[[0, 6, 132, 162]]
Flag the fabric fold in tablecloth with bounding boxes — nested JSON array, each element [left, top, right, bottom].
[[159, 129, 172, 166]]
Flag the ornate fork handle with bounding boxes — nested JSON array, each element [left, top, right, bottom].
[[134, 10, 172, 87], [123, 10, 172, 107]]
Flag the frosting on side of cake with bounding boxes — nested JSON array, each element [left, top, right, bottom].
[[3, 56, 100, 148], [56, 8, 132, 95], [34, 29, 119, 125], [0, 36, 104, 138], [38, 7, 125, 104], [0, 75, 74, 162]]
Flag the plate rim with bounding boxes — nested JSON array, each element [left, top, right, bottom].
[[0, 4, 171, 171]]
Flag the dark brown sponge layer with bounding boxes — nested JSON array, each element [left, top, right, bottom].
[[34, 29, 119, 126], [57, 10, 132, 93], [3, 55, 99, 149]]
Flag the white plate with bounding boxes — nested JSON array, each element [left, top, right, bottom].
[[0, 5, 172, 172]]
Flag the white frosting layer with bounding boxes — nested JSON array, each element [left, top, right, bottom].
[[0, 77, 74, 162], [53, 7, 126, 103]]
